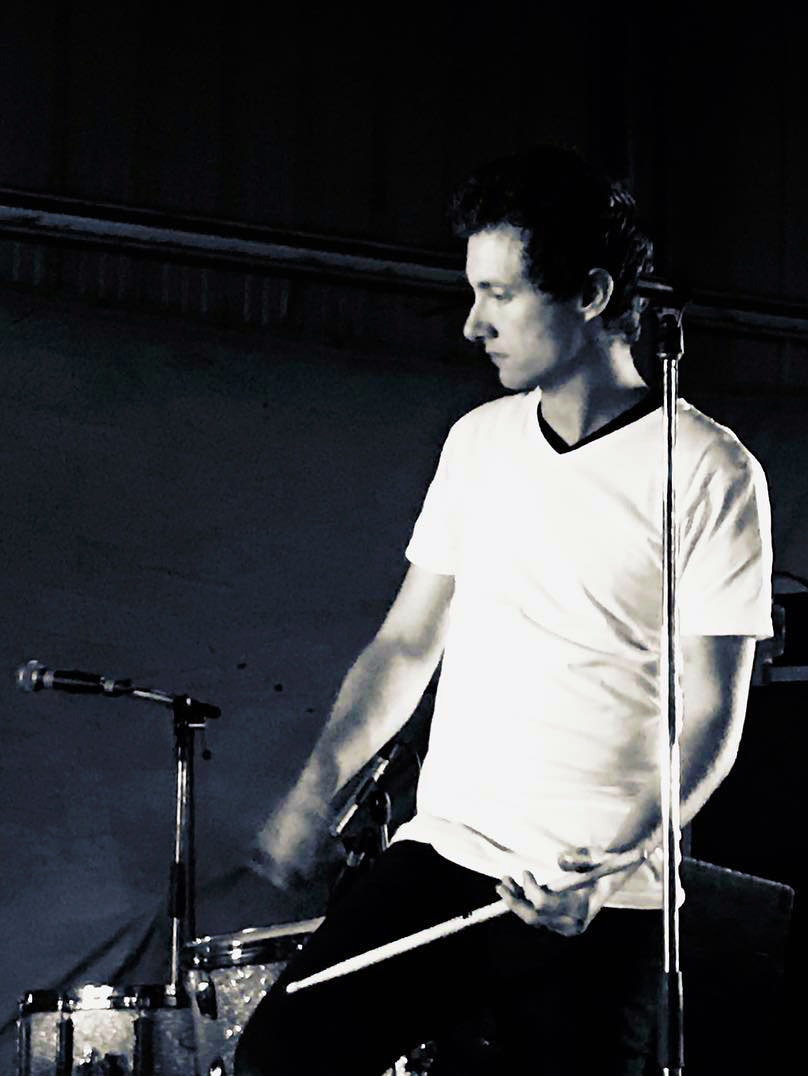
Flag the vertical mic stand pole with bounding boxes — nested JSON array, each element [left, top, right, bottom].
[[656, 306, 686, 1075], [130, 688, 219, 995], [168, 696, 197, 996]]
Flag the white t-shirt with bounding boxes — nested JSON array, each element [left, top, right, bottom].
[[395, 388, 773, 908]]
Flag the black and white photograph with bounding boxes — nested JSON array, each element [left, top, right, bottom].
[[0, 5, 804, 1074]]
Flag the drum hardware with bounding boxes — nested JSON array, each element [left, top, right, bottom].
[[16, 985, 196, 1076], [328, 740, 420, 907], [56, 1002, 72, 1076], [192, 978, 217, 1022], [331, 741, 407, 843], [327, 787, 393, 909]]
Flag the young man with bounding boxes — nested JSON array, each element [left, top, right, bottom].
[[235, 147, 772, 1075]]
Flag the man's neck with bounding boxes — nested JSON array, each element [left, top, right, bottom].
[[538, 341, 649, 446]]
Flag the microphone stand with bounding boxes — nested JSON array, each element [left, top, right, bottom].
[[16, 665, 221, 995], [655, 303, 686, 1075], [128, 686, 220, 995]]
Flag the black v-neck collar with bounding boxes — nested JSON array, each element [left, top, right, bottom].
[[537, 391, 661, 454]]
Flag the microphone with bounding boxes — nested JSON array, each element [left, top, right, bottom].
[[15, 659, 133, 697]]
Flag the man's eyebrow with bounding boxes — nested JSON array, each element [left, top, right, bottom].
[[467, 279, 512, 290]]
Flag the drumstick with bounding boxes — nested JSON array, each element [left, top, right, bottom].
[[286, 854, 646, 994], [286, 898, 507, 994]]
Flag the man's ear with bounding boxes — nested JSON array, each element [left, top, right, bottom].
[[580, 267, 614, 321]]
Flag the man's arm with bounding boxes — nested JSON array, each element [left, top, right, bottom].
[[607, 633, 757, 853], [254, 563, 455, 886], [500, 634, 757, 933]]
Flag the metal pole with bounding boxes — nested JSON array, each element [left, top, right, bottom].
[[657, 308, 686, 1074], [168, 696, 202, 995]]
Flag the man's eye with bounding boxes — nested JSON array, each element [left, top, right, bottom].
[[492, 292, 511, 302]]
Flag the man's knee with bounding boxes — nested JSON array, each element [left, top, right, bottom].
[[232, 1053, 264, 1076], [233, 1027, 293, 1076], [232, 1030, 265, 1076], [233, 995, 323, 1076]]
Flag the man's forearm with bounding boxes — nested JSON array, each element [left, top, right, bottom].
[[292, 636, 442, 810], [607, 714, 743, 859], [607, 635, 755, 860]]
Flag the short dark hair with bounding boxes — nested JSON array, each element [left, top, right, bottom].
[[449, 145, 653, 344]]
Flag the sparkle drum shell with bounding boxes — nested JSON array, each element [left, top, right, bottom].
[[16, 984, 195, 1076], [181, 919, 323, 1076]]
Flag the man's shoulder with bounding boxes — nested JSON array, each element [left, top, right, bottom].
[[678, 399, 757, 462], [448, 390, 535, 441], [678, 400, 766, 485]]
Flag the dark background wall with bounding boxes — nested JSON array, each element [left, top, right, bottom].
[[1, 3, 806, 1070]]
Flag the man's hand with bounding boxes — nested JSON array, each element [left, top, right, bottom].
[[496, 844, 653, 936], [497, 872, 596, 936]]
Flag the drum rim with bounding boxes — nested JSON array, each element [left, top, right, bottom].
[[181, 918, 322, 970], [18, 984, 182, 1014]]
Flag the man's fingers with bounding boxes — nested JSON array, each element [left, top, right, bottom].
[[523, 871, 588, 915], [558, 846, 652, 878], [496, 885, 586, 934], [496, 882, 543, 927], [553, 915, 587, 937], [521, 870, 543, 897], [498, 875, 529, 907], [521, 870, 555, 904], [509, 872, 565, 917], [558, 846, 600, 872], [496, 873, 590, 935]]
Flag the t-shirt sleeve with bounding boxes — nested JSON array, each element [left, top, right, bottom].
[[679, 446, 773, 639], [405, 426, 460, 575]]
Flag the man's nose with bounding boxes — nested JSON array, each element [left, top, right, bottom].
[[463, 301, 495, 342]]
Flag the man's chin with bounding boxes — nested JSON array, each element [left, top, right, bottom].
[[498, 368, 538, 393]]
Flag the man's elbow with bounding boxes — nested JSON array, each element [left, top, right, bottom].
[[712, 735, 741, 789], [361, 631, 445, 684], [699, 710, 745, 795]]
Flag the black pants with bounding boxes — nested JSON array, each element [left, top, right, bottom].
[[234, 842, 661, 1076]]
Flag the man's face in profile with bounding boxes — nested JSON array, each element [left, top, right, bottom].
[[463, 224, 585, 392]]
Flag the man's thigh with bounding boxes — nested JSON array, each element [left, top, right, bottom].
[[234, 842, 500, 1076], [483, 909, 661, 1076]]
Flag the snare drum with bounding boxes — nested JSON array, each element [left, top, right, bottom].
[[181, 919, 323, 1076], [182, 919, 434, 1076], [17, 984, 195, 1076]]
